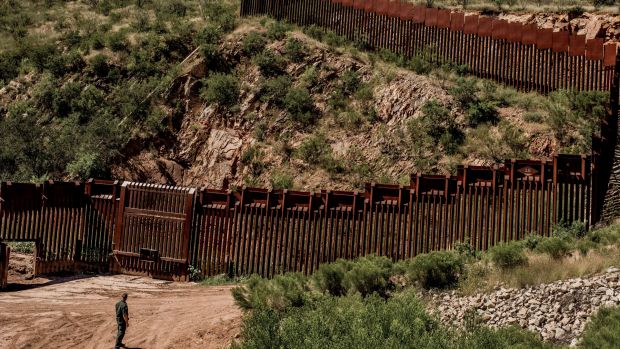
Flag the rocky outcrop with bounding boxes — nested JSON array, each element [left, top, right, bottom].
[[429, 267, 620, 345]]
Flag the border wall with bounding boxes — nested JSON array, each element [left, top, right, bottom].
[[0, 155, 592, 280]]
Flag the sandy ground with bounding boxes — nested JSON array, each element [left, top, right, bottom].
[[0, 272, 242, 349]]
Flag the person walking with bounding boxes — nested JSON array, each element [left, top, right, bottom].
[[115, 293, 129, 349]]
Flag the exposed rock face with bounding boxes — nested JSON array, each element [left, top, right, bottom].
[[428, 267, 620, 345], [498, 12, 620, 43]]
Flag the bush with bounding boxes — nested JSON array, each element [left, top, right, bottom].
[[259, 76, 292, 105], [202, 1, 236, 32], [296, 133, 332, 166], [253, 50, 287, 77], [232, 273, 310, 311], [490, 242, 528, 269], [450, 77, 479, 109], [405, 251, 464, 289], [580, 307, 620, 349], [266, 21, 290, 40], [535, 237, 572, 260], [201, 73, 240, 108], [270, 170, 294, 189], [284, 38, 305, 62], [342, 255, 394, 298], [283, 87, 315, 125], [106, 31, 128, 51], [7, 241, 35, 254], [554, 221, 587, 239], [196, 24, 223, 46], [467, 100, 499, 126], [313, 259, 353, 296], [339, 70, 361, 96], [89, 54, 110, 77], [242, 32, 267, 56]]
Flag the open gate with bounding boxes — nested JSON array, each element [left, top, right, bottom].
[[112, 182, 195, 281]]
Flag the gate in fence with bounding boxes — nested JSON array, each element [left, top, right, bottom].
[[113, 183, 195, 281]]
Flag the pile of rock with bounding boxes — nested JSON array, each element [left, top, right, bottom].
[[429, 267, 620, 345]]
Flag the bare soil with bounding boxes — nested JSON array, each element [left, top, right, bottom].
[[0, 274, 241, 349], [8, 252, 35, 283]]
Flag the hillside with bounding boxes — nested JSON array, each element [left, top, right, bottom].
[[0, 0, 609, 191]]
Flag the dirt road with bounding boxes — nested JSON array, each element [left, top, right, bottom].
[[0, 274, 242, 349]]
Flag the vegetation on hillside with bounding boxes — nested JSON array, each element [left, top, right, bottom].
[[0, 0, 238, 181], [0, 0, 609, 192], [225, 223, 620, 348]]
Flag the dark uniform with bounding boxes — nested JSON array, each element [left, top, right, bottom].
[[115, 299, 128, 348]]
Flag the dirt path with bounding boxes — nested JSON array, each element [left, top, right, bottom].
[[0, 274, 242, 349]]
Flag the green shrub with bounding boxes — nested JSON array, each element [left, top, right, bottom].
[[196, 24, 223, 46], [0, 51, 22, 84], [232, 290, 438, 349], [253, 50, 287, 77], [270, 170, 294, 189], [259, 76, 292, 105], [339, 70, 361, 96], [266, 21, 290, 40], [580, 307, 620, 349], [490, 242, 528, 269], [450, 77, 479, 109], [467, 100, 499, 126], [313, 259, 353, 296], [232, 273, 310, 311], [536, 237, 572, 259], [284, 38, 305, 62], [89, 54, 110, 77], [554, 221, 587, 239], [202, 1, 236, 32], [523, 234, 542, 250], [283, 87, 315, 125], [106, 31, 128, 52], [7, 241, 35, 254], [587, 225, 620, 245], [342, 255, 394, 297], [201, 73, 240, 108], [296, 133, 331, 166], [405, 251, 464, 289], [242, 32, 267, 56]]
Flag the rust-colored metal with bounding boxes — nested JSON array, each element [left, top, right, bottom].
[[463, 14, 478, 34], [437, 9, 451, 29], [522, 23, 537, 45], [569, 34, 586, 56], [450, 11, 464, 31], [586, 38, 604, 61], [536, 28, 553, 50], [478, 16, 492, 37], [400, 2, 414, 20], [424, 7, 438, 27], [605, 43, 618, 67], [412, 5, 425, 23], [507, 22, 522, 43], [552, 31, 569, 53]]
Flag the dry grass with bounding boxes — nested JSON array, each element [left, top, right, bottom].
[[459, 246, 620, 295]]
